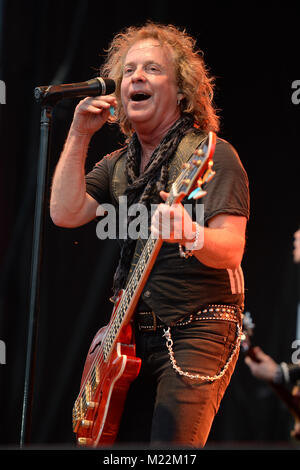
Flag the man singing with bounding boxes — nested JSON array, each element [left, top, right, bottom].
[[50, 22, 249, 447]]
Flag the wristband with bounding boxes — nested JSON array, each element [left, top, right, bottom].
[[273, 364, 284, 384], [280, 362, 290, 384], [178, 223, 201, 259]]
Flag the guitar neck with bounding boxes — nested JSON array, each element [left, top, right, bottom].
[[270, 379, 300, 422]]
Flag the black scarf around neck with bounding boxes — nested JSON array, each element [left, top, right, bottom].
[[112, 113, 194, 296]]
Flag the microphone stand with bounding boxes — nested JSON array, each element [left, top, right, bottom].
[[19, 78, 115, 446], [20, 92, 56, 446]]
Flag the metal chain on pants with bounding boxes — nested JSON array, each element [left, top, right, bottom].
[[162, 323, 242, 382]]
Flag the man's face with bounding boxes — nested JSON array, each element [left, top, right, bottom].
[[120, 38, 180, 134]]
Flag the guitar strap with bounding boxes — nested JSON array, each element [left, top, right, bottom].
[[111, 130, 207, 287]]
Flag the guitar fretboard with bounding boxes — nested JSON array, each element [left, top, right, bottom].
[[102, 234, 159, 361]]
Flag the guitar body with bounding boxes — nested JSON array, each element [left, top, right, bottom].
[[74, 317, 141, 446]]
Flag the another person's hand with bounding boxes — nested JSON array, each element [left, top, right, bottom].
[[293, 229, 300, 263], [245, 346, 279, 382]]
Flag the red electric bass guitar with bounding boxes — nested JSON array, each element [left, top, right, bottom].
[[72, 131, 216, 446]]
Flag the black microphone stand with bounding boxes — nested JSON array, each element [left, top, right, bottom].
[[20, 90, 58, 447]]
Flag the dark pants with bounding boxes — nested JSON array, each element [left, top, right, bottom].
[[117, 318, 240, 448]]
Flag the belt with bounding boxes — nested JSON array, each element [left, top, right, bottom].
[[135, 304, 241, 332]]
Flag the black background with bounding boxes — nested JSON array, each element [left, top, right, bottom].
[[0, 1, 299, 449]]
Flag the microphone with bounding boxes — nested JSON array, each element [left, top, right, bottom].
[[34, 77, 115, 105]]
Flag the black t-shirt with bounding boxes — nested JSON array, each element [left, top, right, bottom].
[[85, 136, 250, 324]]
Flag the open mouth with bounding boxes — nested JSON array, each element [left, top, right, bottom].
[[130, 92, 151, 102]]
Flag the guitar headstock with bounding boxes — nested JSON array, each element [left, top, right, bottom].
[[169, 131, 216, 204], [241, 311, 256, 356]]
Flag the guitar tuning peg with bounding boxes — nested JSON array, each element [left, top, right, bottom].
[[194, 149, 204, 156], [188, 187, 207, 200], [203, 169, 216, 183], [192, 159, 201, 167]]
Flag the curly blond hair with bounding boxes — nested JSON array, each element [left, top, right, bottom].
[[100, 22, 219, 136]]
